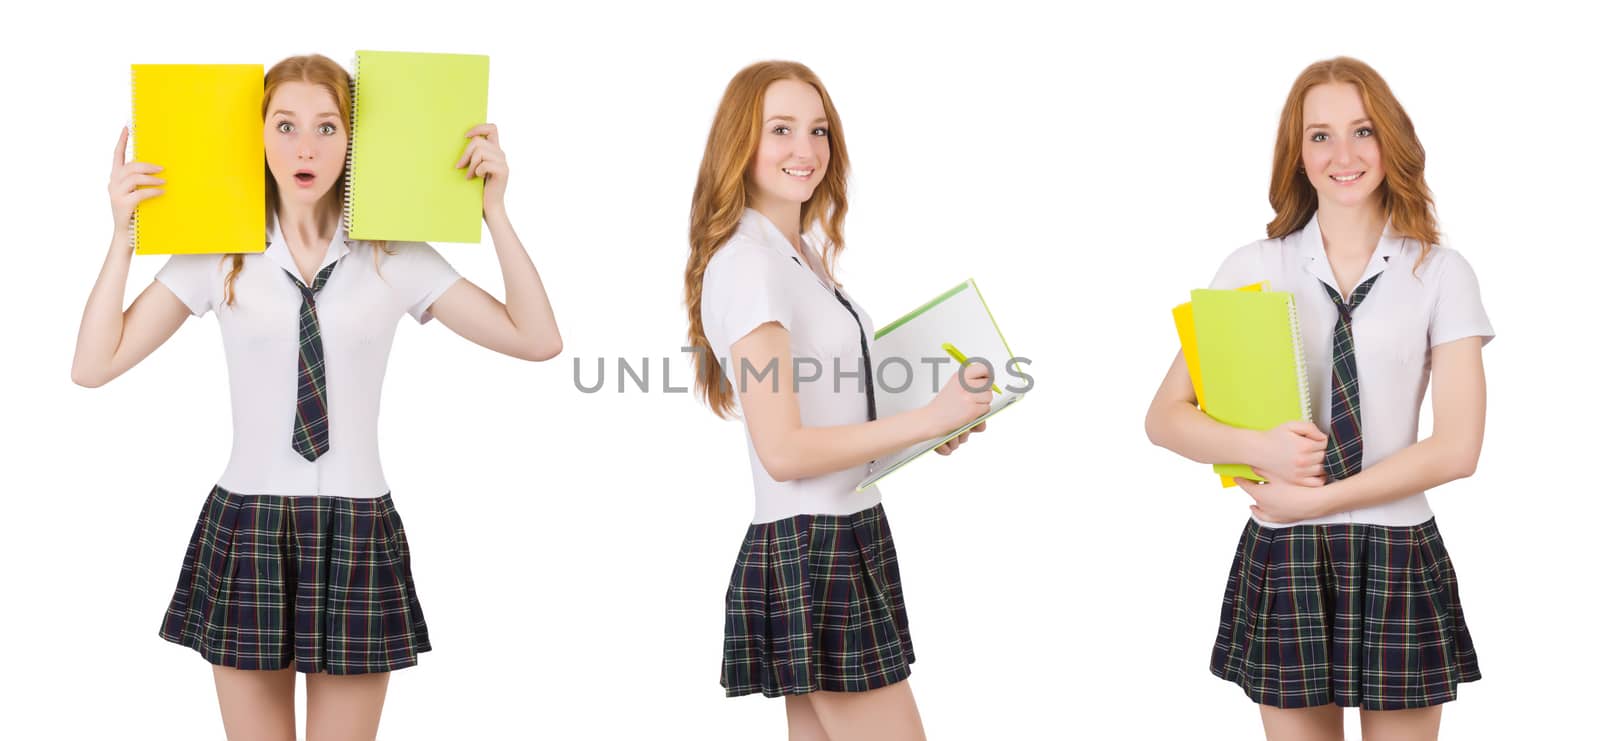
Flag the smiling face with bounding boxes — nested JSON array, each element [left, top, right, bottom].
[[748, 78, 831, 212], [263, 81, 348, 210], [1300, 82, 1386, 210]]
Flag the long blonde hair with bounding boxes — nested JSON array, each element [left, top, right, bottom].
[[685, 61, 852, 418], [1268, 57, 1440, 269]]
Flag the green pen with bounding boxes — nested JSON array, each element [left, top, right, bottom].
[[940, 342, 1002, 394]]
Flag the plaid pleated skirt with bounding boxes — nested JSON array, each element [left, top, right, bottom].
[[722, 503, 915, 698], [1211, 517, 1481, 710], [159, 486, 432, 675]]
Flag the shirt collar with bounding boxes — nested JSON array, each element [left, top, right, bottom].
[[741, 208, 798, 254], [266, 216, 351, 285], [741, 207, 830, 286], [1298, 211, 1404, 294]]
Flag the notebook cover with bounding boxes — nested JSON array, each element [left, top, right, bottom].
[[347, 50, 489, 243], [1173, 281, 1267, 410], [131, 64, 265, 255], [1190, 289, 1311, 482], [856, 279, 1024, 492], [1172, 281, 1265, 487]]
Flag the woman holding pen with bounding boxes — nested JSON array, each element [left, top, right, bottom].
[[684, 60, 993, 740]]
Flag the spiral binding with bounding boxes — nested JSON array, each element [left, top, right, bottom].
[[1286, 294, 1314, 422], [129, 65, 141, 252], [343, 53, 360, 236]]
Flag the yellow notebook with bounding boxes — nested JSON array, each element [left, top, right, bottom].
[[130, 64, 264, 255], [346, 51, 489, 243], [1172, 282, 1264, 487], [1191, 288, 1313, 483]]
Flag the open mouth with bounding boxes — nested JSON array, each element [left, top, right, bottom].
[[294, 170, 316, 186], [781, 167, 814, 179], [1329, 171, 1364, 185]]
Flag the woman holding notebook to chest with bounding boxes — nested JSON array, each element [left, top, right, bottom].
[[73, 54, 560, 739], [1146, 57, 1491, 741], [685, 61, 996, 740]]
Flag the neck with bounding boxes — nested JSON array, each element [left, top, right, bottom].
[[277, 199, 333, 253], [749, 195, 805, 255], [1315, 196, 1386, 258]]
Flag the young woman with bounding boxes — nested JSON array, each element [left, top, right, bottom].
[[684, 60, 994, 741], [1146, 57, 1489, 741], [73, 55, 561, 740]]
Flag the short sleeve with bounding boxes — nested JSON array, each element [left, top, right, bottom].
[[388, 242, 462, 324], [154, 254, 220, 317], [701, 239, 792, 354], [1428, 249, 1494, 348], [1208, 242, 1266, 290]]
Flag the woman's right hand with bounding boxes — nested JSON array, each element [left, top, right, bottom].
[[925, 361, 993, 436], [1252, 421, 1329, 487], [108, 127, 164, 235]]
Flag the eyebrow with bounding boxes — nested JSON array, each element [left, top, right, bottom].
[[765, 115, 830, 125], [1305, 118, 1372, 131], [270, 110, 342, 119]]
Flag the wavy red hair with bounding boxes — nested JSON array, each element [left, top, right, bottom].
[[685, 61, 851, 418], [1268, 57, 1439, 268]]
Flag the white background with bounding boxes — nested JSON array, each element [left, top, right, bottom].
[[2, 1, 1595, 738]]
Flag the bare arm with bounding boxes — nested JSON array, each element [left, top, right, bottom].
[[71, 247, 191, 387], [1145, 350, 1268, 464], [1238, 337, 1486, 522], [428, 123, 561, 362], [731, 322, 990, 482], [1318, 337, 1486, 509], [1145, 350, 1328, 485], [71, 128, 190, 387], [428, 210, 562, 361]]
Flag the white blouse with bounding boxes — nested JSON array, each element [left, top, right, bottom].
[[156, 220, 461, 498], [1209, 213, 1494, 527], [701, 209, 882, 524]]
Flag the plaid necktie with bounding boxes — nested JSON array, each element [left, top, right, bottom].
[[1321, 272, 1383, 481], [288, 262, 339, 461]]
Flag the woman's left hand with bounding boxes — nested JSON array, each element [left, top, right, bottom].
[[1236, 467, 1329, 523], [457, 123, 508, 217], [934, 421, 986, 456]]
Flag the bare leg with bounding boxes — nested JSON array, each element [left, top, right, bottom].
[[785, 695, 831, 741], [212, 666, 297, 741], [1259, 703, 1343, 741], [1359, 705, 1442, 741], [305, 671, 390, 741], [807, 680, 925, 741]]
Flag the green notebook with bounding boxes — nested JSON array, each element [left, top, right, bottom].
[[856, 279, 1025, 492], [1190, 289, 1312, 481], [345, 50, 489, 243]]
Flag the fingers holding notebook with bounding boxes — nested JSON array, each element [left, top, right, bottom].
[[458, 123, 508, 210], [1252, 421, 1329, 486], [464, 122, 499, 144], [108, 127, 164, 233], [934, 426, 982, 456]]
